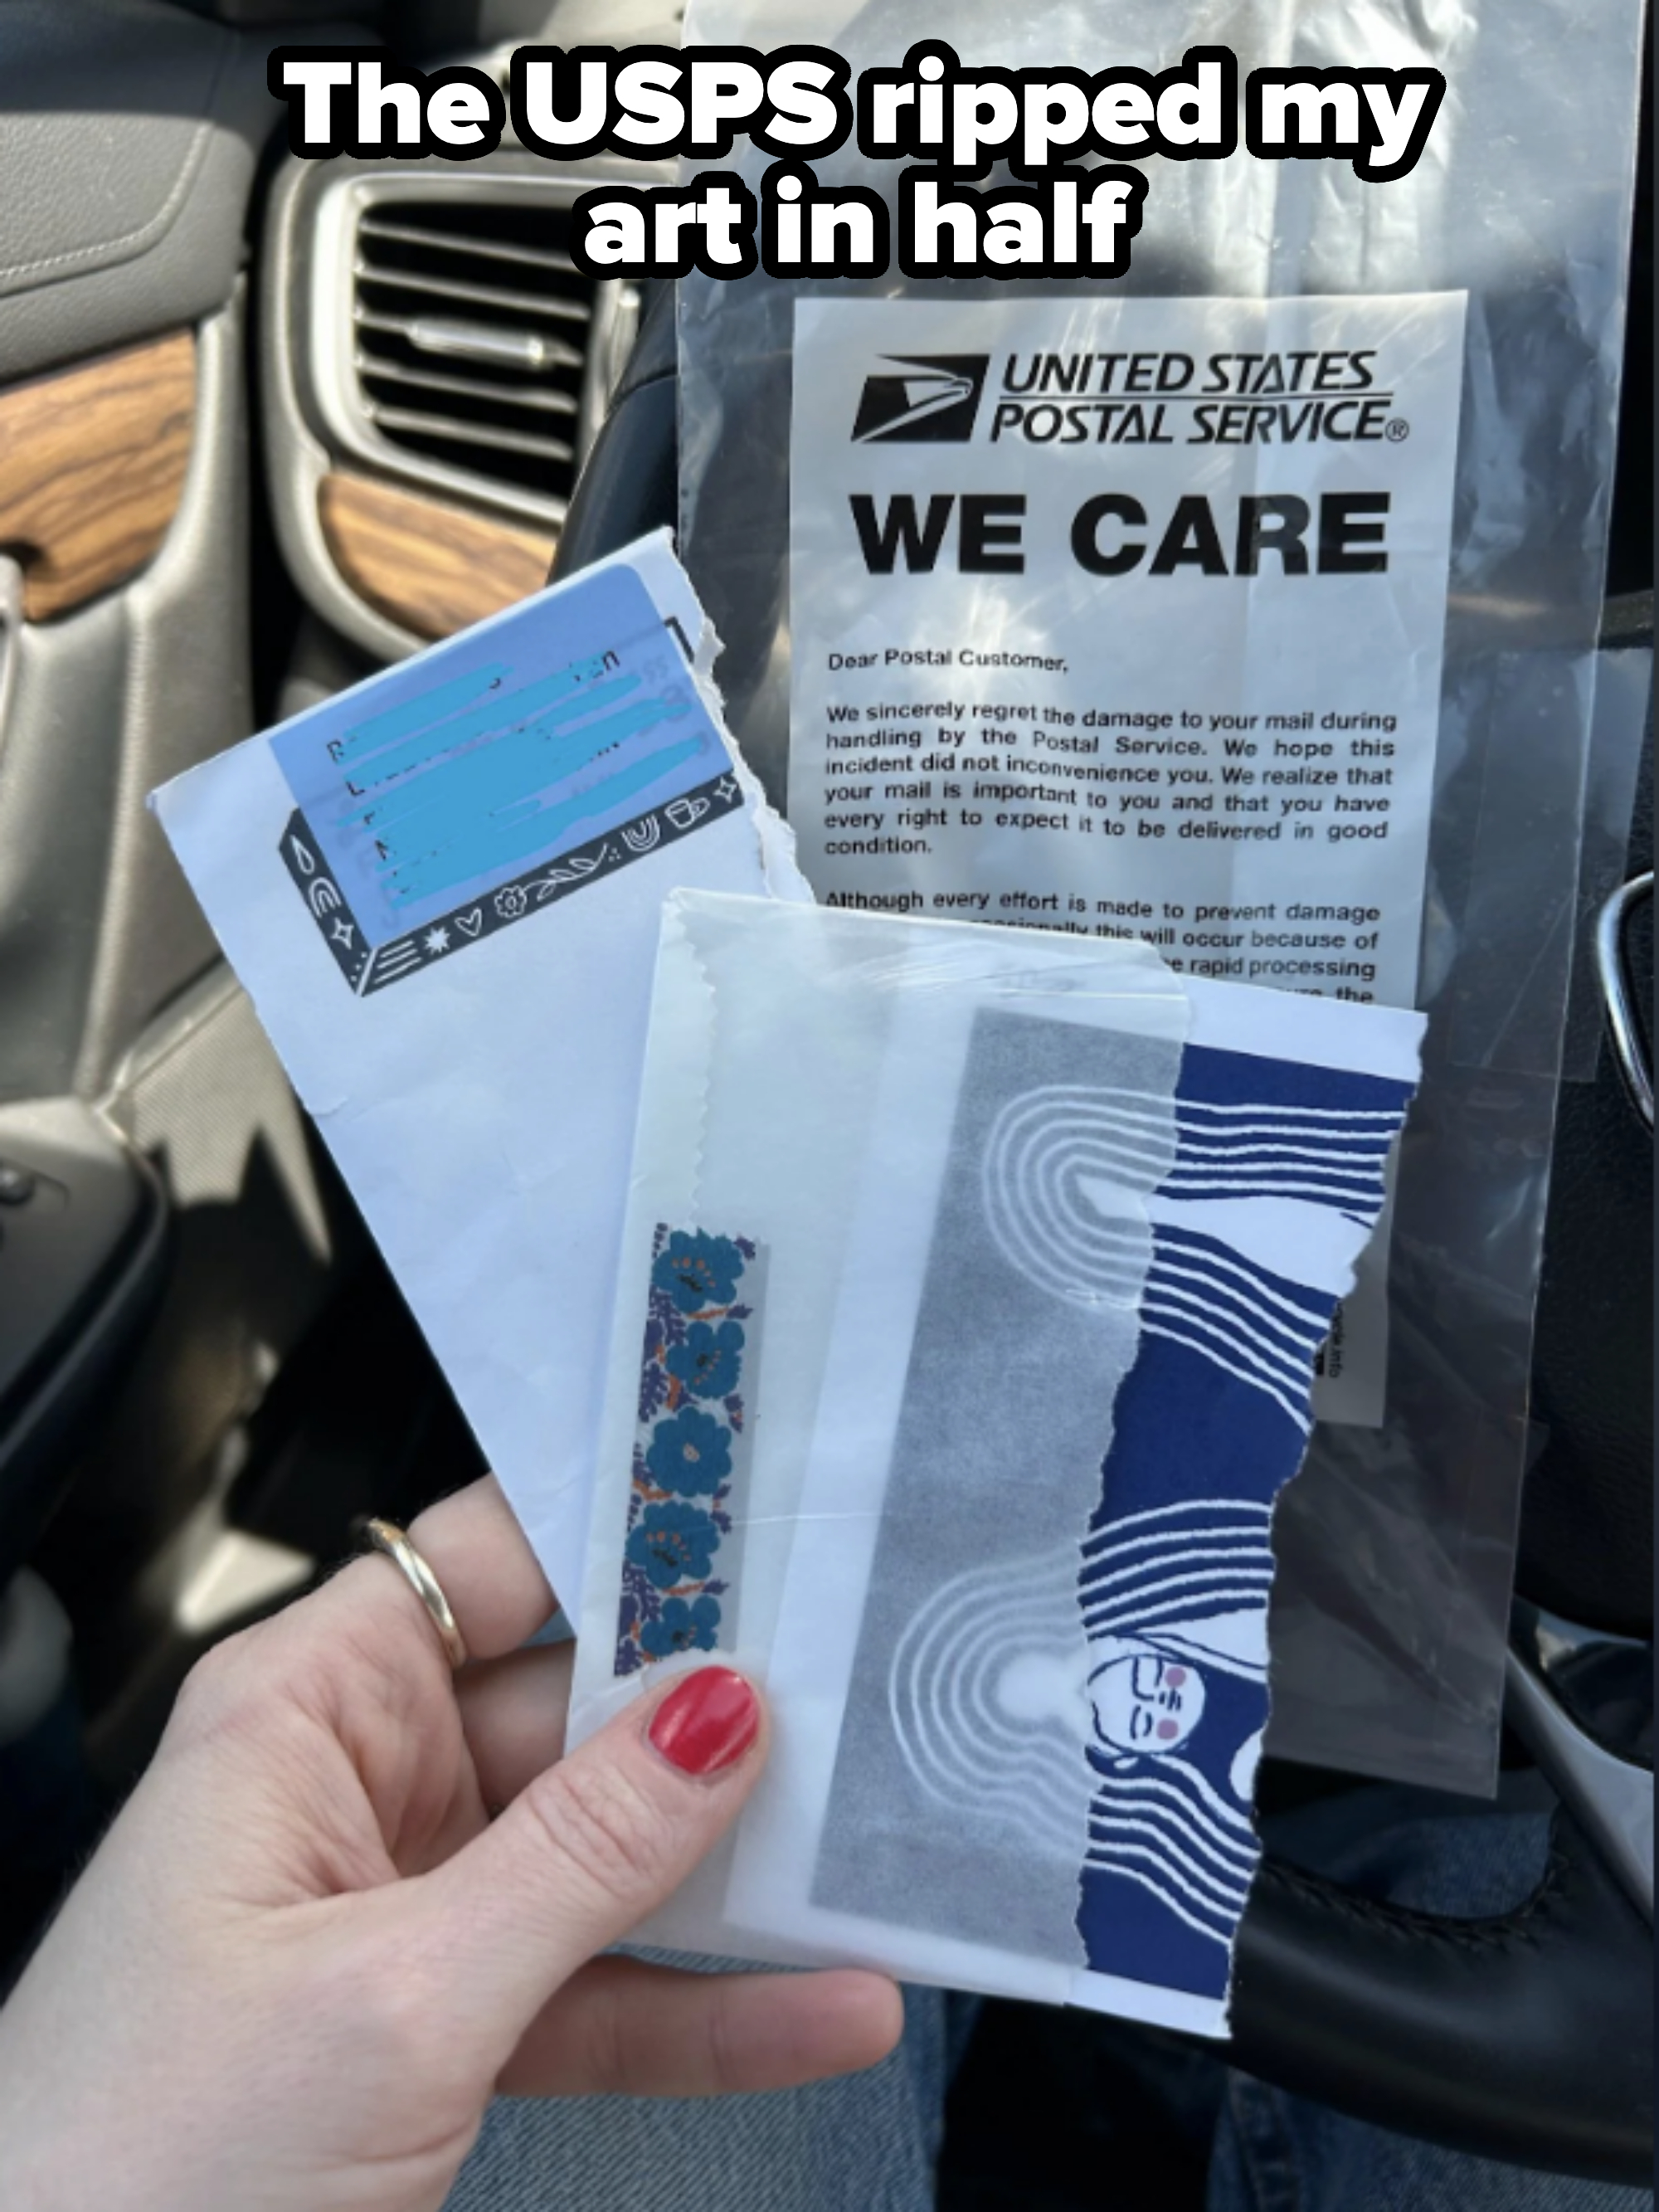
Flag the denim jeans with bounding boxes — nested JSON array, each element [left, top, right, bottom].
[[443, 1791, 1653, 2212], [443, 1980, 961, 2212]]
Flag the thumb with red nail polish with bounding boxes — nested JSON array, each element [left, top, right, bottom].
[[406, 1664, 773, 2052], [0, 1498, 902, 2212], [649, 1666, 761, 1776], [394, 1659, 898, 2135]]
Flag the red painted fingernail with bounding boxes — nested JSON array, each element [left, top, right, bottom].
[[648, 1668, 760, 1776]]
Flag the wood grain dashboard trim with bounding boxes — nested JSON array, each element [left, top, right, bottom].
[[0, 332, 197, 621], [318, 471, 557, 642]]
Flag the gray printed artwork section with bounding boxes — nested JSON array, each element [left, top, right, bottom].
[[813, 1007, 1182, 1962]]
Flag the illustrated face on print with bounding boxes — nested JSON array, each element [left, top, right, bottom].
[[1089, 1647, 1206, 1756]]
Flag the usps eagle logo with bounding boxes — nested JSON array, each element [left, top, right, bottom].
[[851, 354, 989, 443]]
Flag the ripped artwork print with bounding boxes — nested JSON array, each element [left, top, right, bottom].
[[813, 1007, 1413, 2006], [1072, 1044, 1415, 1999]]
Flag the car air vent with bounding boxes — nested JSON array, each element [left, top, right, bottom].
[[351, 197, 597, 514]]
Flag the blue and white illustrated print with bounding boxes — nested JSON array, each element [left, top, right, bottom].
[[1077, 1501, 1272, 1974], [1064, 1043, 1415, 2001], [271, 566, 741, 993], [813, 1009, 1416, 2010]]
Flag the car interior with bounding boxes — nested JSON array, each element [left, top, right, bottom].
[[0, 2, 1650, 2201]]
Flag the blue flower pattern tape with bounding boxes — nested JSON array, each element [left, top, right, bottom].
[[615, 1227, 761, 1674]]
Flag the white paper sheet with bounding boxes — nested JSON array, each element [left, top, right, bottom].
[[569, 894, 1424, 2030], [740, 969, 1423, 2036], [152, 534, 806, 1610], [571, 895, 1188, 1981]]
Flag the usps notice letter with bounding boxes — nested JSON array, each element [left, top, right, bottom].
[[788, 292, 1467, 1020]]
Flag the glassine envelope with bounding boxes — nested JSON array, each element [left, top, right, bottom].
[[152, 534, 805, 1607], [569, 894, 1423, 2034]]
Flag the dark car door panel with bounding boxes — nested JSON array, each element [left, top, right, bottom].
[[0, 5, 388, 1722]]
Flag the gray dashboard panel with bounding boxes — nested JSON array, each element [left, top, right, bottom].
[[0, 0, 283, 384]]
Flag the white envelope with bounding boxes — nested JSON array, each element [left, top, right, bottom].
[[152, 534, 805, 1608]]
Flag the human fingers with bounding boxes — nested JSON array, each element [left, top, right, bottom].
[[151, 1476, 556, 1888], [397, 1666, 768, 2062], [454, 1642, 574, 1815], [406, 1476, 557, 1659], [305, 1474, 557, 1690], [497, 1956, 905, 2099]]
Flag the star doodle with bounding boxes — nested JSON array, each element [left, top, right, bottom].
[[423, 925, 450, 955]]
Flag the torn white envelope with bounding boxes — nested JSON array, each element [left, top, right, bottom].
[[569, 893, 1424, 2033], [152, 534, 805, 1607]]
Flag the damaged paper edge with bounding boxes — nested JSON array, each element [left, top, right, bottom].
[[716, 933, 1197, 2006], [700, 926, 1419, 2024], [684, 602, 814, 908]]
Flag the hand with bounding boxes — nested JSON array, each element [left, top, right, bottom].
[[0, 1477, 902, 2212]]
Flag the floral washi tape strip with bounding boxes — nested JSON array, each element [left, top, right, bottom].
[[615, 1226, 763, 1673]]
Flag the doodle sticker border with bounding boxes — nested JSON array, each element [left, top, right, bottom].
[[280, 769, 745, 995]]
